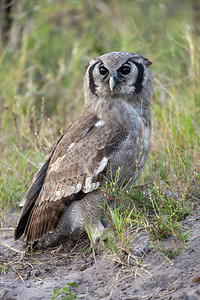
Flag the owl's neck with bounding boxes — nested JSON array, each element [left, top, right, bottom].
[[84, 95, 151, 130]]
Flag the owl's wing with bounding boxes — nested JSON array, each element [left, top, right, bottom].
[[15, 112, 128, 242], [14, 133, 65, 240]]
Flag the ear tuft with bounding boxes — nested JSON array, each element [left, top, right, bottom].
[[144, 58, 152, 66]]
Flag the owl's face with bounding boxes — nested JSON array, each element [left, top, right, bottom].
[[84, 51, 153, 102]]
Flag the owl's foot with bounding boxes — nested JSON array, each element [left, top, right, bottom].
[[36, 230, 68, 249]]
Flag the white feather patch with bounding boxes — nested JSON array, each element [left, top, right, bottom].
[[82, 157, 108, 193], [55, 190, 62, 197], [93, 157, 108, 176], [48, 156, 65, 173], [84, 176, 93, 193], [74, 182, 82, 193], [67, 142, 75, 151], [95, 120, 105, 127], [83, 179, 100, 193]]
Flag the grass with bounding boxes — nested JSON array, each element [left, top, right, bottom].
[[0, 0, 200, 261], [101, 170, 193, 260]]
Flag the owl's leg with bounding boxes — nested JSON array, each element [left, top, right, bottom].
[[36, 222, 106, 250], [36, 219, 72, 249], [37, 190, 105, 249]]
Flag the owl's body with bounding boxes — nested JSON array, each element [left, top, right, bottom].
[[15, 52, 153, 248]]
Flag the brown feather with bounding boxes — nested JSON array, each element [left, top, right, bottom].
[[14, 134, 65, 240], [15, 111, 128, 242]]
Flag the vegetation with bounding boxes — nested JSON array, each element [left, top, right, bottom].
[[101, 174, 192, 260], [0, 0, 199, 259], [51, 281, 85, 300]]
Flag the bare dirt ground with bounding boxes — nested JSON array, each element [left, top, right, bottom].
[[1, 208, 200, 300]]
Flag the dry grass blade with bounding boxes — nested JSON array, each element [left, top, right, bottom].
[[0, 241, 24, 254]]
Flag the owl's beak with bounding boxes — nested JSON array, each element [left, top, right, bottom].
[[109, 76, 116, 92]]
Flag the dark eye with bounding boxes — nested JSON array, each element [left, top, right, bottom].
[[99, 66, 108, 76], [119, 65, 131, 75]]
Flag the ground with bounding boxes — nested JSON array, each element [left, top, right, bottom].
[[1, 209, 200, 300]]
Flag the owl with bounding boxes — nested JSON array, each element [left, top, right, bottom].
[[14, 51, 153, 248]]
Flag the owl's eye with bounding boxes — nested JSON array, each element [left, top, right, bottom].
[[119, 65, 131, 75], [99, 66, 108, 76]]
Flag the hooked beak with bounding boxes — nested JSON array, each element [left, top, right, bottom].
[[109, 76, 117, 92]]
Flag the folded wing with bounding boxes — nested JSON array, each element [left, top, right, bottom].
[[15, 111, 128, 242]]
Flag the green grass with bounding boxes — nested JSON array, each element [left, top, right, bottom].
[[51, 281, 85, 300], [0, 0, 199, 259], [101, 170, 193, 259]]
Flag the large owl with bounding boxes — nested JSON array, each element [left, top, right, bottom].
[[14, 52, 153, 248]]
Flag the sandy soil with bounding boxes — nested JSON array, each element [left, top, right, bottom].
[[1, 208, 200, 300]]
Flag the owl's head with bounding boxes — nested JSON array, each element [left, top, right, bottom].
[[84, 51, 153, 105]]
